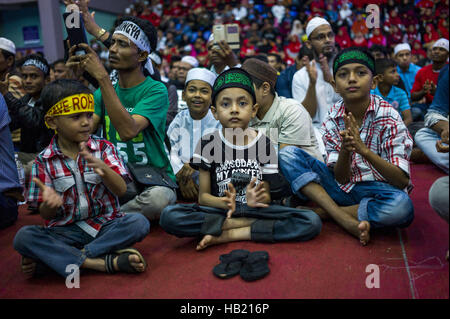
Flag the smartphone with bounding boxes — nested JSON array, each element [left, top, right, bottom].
[[63, 11, 88, 56], [212, 24, 240, 50]]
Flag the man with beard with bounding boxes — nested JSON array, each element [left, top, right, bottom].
[[291, 17, 341, 157]]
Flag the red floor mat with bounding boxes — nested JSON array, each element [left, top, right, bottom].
[[0, 164, 447, 299]]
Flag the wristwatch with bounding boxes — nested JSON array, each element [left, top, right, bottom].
[[96, 28, 107, 40]]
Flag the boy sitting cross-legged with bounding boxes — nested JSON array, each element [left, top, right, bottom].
[[279, 48, 415, 246], [159, 68, 322, 250], [13, 79, 150, 278]]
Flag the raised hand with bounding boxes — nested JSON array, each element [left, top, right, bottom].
[[246, 178, 269, 209], [32, 177, 63, 211], [306, 59, 318, 84], [66, 44, 108, 81], [318, 54, 333, 84], [78, 142, 107, 176], [216, 40, 239, 68], [223, 183, 237, 219]]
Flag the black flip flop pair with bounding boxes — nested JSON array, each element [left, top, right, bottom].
[[213, 249, 270, 282]]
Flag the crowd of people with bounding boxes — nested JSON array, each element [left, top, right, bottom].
[[0, 0, 448, 279]]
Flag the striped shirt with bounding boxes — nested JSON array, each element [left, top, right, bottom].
[[320, 94, 413, 193], [27, 135, 131, 237]]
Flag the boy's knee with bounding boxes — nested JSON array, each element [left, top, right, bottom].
[[13, 226, 36, 252], [304, 211, 322, 239], [279, 145, 301, 165], [159, 205, 178, 230], [127, 214, 151, 238], [376, 193, 414, 228]]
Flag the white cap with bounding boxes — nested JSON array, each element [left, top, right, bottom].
[[185, 67, 217, 87], [433, 38, 449, 52], [394, 43, 411, 55], [0, 37, 16, 55], [306, 17, 331, 38], [181, 55, 199, 68]]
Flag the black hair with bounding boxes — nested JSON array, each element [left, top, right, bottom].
[[250, 75, 276, 95], [18, 53, 50, 76], [115, 16, 158, 78], [0, 49, 15, 65], [375, 58, 397, 76], [41, 79, 91, 114], [267, 52, 282, 64], [297, 45, 314, 61], [369, 44, 388, 58], [116, 16, 158, 52]]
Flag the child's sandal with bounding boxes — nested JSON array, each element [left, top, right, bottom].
[[104, 248, 147, 274]]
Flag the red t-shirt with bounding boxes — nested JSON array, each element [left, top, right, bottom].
[[411, 64, 448, 104]]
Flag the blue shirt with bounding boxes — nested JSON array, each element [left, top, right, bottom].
[[371, 85, 410, 113], [397, 63, 421, 99], [0, 94, 21, 193], [428, 67, 449, 116], [276, 63, 298, 99], [167, 109, 221, 174]]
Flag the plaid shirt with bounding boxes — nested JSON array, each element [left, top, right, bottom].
[[320, 94, 413, 193], [27, 135, 131, 237]]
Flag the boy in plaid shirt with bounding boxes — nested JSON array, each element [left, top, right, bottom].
[[13, 79, 149, 278], [280, 48, 414, 246]]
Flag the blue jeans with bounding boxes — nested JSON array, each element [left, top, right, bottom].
[[415, 127, 449, 174], [279, 146, 414, 229], [0, 192, 18, 229], [411, 103, 429, 122], [159, 202, 322, 243], [13, 214, 150, 277]]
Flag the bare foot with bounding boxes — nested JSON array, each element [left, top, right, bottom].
[[21, 257, 36, 277], [196, 234, 217, 251], [358, 221, 371, 246], [113, 254, 146, 273], [196, 227, 251, 251]]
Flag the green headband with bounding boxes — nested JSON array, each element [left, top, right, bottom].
[[333, 49, 375, 76], [212, 68, 256, 106]]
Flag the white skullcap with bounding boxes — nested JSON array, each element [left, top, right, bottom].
[[0, 37, 16, 55], [185, 67, 217, 87], [181, 55, 199, 68], [433, 38, 449, 52], [306, 17, 331, 38], [394, 43, 411, 55]]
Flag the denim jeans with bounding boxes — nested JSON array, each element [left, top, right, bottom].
[[159, 202, 322, 243], [415, 127, 449, 174], [279, 146, 414, 229], [13, 214, 150, 277], [411, 103, 429, 122], [120, 185, 177, 220], [0, 192, 18, 229]]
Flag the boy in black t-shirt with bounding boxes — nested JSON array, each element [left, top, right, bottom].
[[159, 68, 321, 250]]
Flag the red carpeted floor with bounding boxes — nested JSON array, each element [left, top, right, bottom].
[[0, 164, 447, 299]]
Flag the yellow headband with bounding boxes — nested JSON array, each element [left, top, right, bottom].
[[45, 93, 94, 128]]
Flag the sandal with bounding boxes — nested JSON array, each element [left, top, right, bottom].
[[213, 249, 250, 279], [104, 248, 147, 274], [239, 251, 270, 282]]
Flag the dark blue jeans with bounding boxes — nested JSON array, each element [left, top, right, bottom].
[[0, 192, 18, 229], [159, 202, 322, 243], [13, 214, 150, 277], [279, 146, 414, 229]]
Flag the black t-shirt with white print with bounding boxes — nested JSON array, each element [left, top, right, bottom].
[[191, 129, 279, 204]]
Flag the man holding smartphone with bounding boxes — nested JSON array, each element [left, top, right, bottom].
[[207, 33, 241, 76]]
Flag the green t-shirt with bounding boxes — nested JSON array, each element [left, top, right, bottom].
[[94, 76, 175, 182]]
